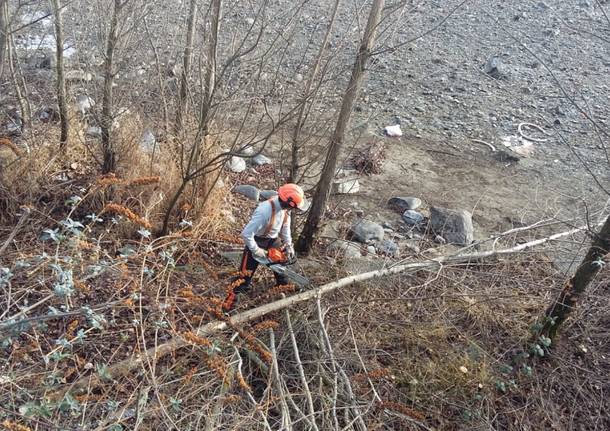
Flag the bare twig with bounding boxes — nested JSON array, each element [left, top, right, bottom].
[[284, 308, 320, 431]]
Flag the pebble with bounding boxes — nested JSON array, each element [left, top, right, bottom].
[[376, 239, 399, 257], [402, 210, 425, 225]]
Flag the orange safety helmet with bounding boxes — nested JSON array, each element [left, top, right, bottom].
[[278, 183, 307, 210]]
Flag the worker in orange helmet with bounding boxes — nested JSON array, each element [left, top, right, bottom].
[[223, 183, 307, 311]]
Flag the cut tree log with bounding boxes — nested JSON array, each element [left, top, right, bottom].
[[50, 223, 599, 400]]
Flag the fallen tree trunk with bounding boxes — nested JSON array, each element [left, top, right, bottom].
[[51, 224, 593, 399]]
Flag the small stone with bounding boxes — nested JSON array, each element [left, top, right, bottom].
[[376, 239, 399, 257], [388, 197, 422, 212], [245, 17, 255, 26], [252, 154, 272, 166], [351, 219, 384, 243], [483, 56, 506, 80], [295, 73, 303, 82], [233, 184, 259, 201], [259, 190, 278, 200], [84, 362, 94, 370], [367, 245, 376, 255], [227, 156, 247, 173], [402, 210, 424, 226], [70, 162, 79, 170], [38, 106, 59, 123], [459, 366, 469, 374], [384, 124, 403, 137]]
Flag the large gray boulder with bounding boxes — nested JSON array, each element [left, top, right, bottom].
[[430, 207, 474, 245], [233, 185, 260, 201], [351, 219, 384, 243]]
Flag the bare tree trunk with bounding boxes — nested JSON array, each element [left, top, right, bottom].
[[51, 0, 69, 148], [0, 0, 7, 81], [296, 0, 384, 253], [101, 0, 122, 174], [174, 0, 198, 136], [7, 27, 32, 130], [143, 16, 169, 136], [198, 0, 221, 134], [161, 0, 221, 236], [289, 0, 340, 183], [540, 215, 610, 340]]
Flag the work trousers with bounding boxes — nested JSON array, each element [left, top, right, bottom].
[[235, 236, 288, 293]]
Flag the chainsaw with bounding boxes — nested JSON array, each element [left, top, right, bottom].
[[253, 247, 310, 287]]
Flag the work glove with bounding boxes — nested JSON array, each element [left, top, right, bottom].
[[285, 244, 296, 260], [252, 247, 268, 260]]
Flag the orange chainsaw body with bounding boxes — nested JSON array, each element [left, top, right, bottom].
[[267, 247, 287, 263]]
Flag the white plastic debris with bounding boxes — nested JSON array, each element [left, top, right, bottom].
[[384, 124, 403, 137]]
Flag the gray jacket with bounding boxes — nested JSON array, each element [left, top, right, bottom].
[[241, 197, 292, 252]]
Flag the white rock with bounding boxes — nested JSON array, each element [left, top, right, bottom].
[[333, 179, 360, 194], [227, 156, 246, 173], [384, 124, 403, 137], [245, 17, 255, 26], [86, 126, 102, 138]]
